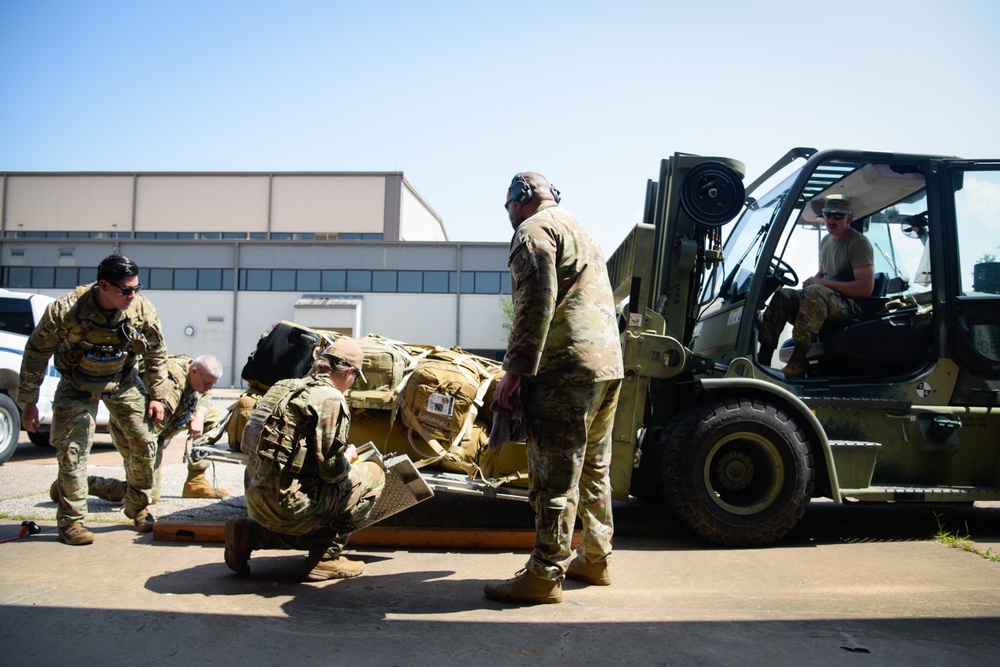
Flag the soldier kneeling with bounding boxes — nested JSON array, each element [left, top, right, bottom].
[[223, 339, 385, 581]]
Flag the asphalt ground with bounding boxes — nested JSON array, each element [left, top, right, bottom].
[[1, 391, 999, 665]]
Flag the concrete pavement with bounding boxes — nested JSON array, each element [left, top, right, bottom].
[[2, 400, 999, 665]]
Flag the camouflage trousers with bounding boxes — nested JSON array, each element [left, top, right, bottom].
[[759, 285, 861, 349], [97, 402, 223, 502], [522, 378, 622, 581], [246, 459, 386, 560], [50, 378, 158, 527]]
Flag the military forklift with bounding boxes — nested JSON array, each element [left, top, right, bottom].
[[609, 148, 1000, 546], [192, 148, 999, 548]]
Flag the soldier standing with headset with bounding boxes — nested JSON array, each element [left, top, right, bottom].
[[484, 172, 624, 604], [19, 253, 169, 545]]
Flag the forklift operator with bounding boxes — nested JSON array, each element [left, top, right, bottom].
[[757, 194, 875, 378]]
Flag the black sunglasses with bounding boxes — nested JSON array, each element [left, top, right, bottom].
[[823, 211, 847, 220], [108, 281, 142, 296]]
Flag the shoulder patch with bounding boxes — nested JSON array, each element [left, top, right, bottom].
[[509, 241, 537, 282]]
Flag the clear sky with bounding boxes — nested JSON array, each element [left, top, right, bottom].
[[2, 1, 998, 254]]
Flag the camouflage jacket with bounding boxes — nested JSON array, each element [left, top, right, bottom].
[[18, 283, 169, 404], [504, 201, 624, 385], [156, 355, 213, 439]]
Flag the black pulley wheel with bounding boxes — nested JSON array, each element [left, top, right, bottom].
[[680, 162, 746, 227]]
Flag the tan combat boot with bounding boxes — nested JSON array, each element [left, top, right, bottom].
[[182, 468, 229, 499], [566, 556, 612, 586], [126, 507, 156, 533], [58, 522, 95, 546], [484, 569, 563, 604], [782, 345, 810, 379], [224, 517, 258, 575], [304, 556, 366, 581]]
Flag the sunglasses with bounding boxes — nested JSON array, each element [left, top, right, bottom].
[[823, 211, 847, 220], [108, 281, 143, 296]]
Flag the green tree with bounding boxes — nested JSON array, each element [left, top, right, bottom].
[[498, 295, 514, 344]]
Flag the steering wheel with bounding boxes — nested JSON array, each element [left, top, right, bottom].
[[769, 257, 798, 287]]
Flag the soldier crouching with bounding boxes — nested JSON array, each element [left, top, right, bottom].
[[223, 338, 385, 581]]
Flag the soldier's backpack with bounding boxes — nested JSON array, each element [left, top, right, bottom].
[[396, 348, 501, 476], [344, 334, 431, 411], [241, 321, 323, 393]]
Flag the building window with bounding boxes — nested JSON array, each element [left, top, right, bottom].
[[3, 267, 31, 287], [397, 271, 423, 293], [32, 267, 55, 288], [55, 267, 80, 288], [174, 269, 197, 290], [321, 270, 346, 291], [474, 272, 501, 294], [242, 269, 271, 290], [297, 270, 321, 291], [424, 271, 449, 293], [272, 269, 296, 291], [347, 270, 371, 292], [2, 266, 508, 294], [148, 268, 173, 289], [198, 269, 222, 290]]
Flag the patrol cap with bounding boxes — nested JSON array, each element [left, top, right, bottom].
[[822, 194, 852, 214], [319, 338, 367, 383]]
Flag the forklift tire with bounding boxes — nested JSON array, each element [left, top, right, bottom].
[[657, 396, 814, 547]]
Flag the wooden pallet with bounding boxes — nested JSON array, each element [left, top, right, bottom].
[[153, 521, 581, 549]]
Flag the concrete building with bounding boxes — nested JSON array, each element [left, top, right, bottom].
[[0, 171, 511, 387]]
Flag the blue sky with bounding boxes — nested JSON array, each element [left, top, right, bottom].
[[2, 1, 998, 253]]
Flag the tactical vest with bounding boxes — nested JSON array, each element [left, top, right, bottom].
[[242, 377, 350, 476], [66, 285, 149, 395]]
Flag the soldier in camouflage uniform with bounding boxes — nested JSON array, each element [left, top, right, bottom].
[[224, 339, 386, 581], [19, 254, 168, 545], [757, 195, 875, 378], [66, 354, 228, 504], [484, 172, 624, 605]]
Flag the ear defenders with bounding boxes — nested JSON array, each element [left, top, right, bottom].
[[508, 173, 562, 206]]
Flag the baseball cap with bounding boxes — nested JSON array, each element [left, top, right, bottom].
[[319, 338, 367, 383], [822, 194, 852, 215]]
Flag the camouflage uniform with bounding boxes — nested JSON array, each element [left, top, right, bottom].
[[19, 283, 168, 528], [243, 373, 385, 560], [94, 355, 221, 501], [759, 227, 874, 350], [505, 200, 624, 581]]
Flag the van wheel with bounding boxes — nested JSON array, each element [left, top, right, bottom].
[[657, 397, 814, 547], [0, 394, 20, 465]]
